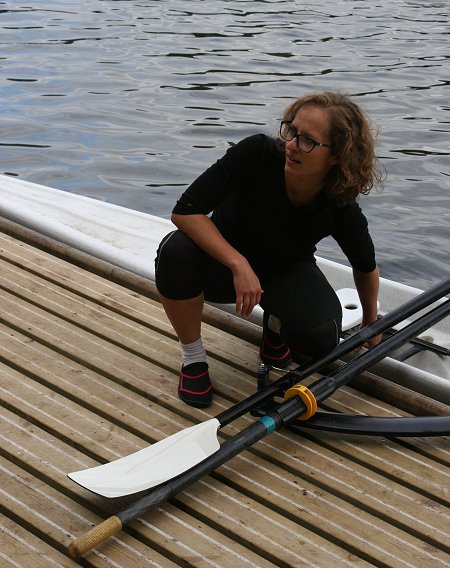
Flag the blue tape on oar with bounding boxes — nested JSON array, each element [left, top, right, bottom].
[[259, 414, 277, 433]]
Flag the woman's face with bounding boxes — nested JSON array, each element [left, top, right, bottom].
[[284, 105, 338, 181]]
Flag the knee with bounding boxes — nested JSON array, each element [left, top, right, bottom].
[[155, 231, 202, 299], [156, 230, 193, 267], [283, 319, 341, 358]]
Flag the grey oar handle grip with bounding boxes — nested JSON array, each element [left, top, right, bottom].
[[68, 515, 122, 558]]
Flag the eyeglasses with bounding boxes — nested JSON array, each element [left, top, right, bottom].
[[279, 121, 332, 153]]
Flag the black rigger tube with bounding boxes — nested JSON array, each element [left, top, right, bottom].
[[68, 293, 450, 558], [289, 413, 450, 436]]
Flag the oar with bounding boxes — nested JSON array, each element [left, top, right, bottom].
[[68, 294, 450, 558], [68, 277, 450, 498]]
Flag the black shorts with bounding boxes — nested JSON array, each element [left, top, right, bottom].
[[155, 230, 342, 357]]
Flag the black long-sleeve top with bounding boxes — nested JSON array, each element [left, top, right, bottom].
[[173, 134, 376, 277]]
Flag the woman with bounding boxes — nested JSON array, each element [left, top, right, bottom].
[[155, 91, 383, 408]]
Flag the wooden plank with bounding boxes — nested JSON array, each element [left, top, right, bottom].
[[0, 459, 182, 568], [0, 514, 79, 568]]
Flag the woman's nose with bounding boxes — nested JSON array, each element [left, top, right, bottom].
[[286, 136, 298, 151]]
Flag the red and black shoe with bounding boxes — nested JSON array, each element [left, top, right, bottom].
[[178, 362, 213, 408], [259, 313, 292, 367]]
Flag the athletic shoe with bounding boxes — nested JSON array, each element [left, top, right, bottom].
[[259, 313, 292, 367], [178, 362, 213, 408]]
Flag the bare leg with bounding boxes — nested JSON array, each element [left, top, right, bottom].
[[158, 292, 204, 344]]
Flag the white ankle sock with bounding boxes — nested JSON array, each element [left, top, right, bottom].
[[180, 337, 207, 367]]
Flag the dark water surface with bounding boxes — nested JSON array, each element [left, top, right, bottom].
[[1, 0, 449, 289]]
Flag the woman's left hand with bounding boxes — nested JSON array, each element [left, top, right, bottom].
[[362, 329, 382, 350]]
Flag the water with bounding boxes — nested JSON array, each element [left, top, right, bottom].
[[1, 0, 449, 290]]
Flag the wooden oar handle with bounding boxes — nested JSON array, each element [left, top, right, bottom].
[[68, 515, 122, 558]]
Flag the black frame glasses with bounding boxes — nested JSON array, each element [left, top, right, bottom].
[[279, 121, 332, 153]]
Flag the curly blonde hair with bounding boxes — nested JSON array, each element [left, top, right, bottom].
[[280, 92, 385, 206]]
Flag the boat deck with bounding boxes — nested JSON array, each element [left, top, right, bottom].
[[1, 220, 450, 568]]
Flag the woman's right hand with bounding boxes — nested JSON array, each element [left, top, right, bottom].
[[232, 259, 263, 316]]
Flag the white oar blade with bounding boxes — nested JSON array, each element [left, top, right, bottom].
[[68, 418, 220, 498]]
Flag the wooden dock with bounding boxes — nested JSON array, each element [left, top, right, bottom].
[[1, 219, 450, 567]]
